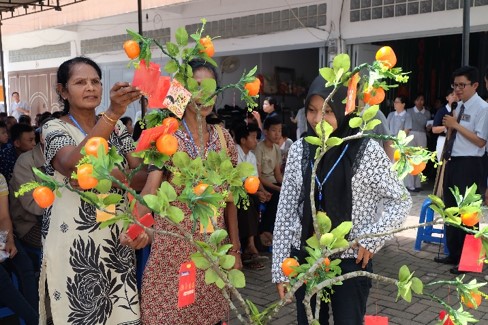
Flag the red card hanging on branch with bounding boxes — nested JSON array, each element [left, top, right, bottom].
[[132, 60, 161, 97], [148, 76, 171, 109], [364, 315, 388, 325], [126, 213, 155, 240], [458, 234, 484, 273], [178, 261, 196, 308]]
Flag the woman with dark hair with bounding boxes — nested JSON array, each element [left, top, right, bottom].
[[272, 76, 411, 324], [137, 59, 241, 324], [40, 56, 147, 324]]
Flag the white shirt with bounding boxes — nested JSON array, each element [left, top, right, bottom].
[[452, 93, 488, 157], [236, 144, 258, 175], [10, 101, 30, 120]]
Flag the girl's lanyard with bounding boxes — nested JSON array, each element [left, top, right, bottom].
[[311, 143, 349, 209], [68, 114, 88, 137], [182, 119, 202, 157]]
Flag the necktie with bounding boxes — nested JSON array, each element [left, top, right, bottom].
[[442, 104, 465, 161]]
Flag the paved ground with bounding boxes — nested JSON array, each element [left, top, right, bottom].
[[234, 182, 488, 324]]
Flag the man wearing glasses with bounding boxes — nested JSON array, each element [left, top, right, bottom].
[[434, 66, 488, 274]]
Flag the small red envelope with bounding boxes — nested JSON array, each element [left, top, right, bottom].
[[364, 315, 388, 325], [178, 261, 196, 308], [126, 213, 155, 240], [132, 60, 161, 97], [134, 125, 167, 152], [148, 76, 171, 109], [459, 234, 484, 273]]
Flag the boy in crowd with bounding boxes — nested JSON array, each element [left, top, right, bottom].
[[435, 66, 488, 274], [0, 121, 8, 149], [254, 116, 283, 249], [234, 123, 271, 269], [0, 124, 36, 182]]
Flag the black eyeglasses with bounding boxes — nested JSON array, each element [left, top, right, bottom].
[[451, 82, 472, 89]]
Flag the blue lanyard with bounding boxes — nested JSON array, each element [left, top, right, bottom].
[[182, 119, 199, 156], [311, 143, 349, 204], [68, 114, 87, 136]]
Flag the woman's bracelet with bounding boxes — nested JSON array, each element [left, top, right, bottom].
[[228, 249, 241, 254], [101, 112, 118, 123]]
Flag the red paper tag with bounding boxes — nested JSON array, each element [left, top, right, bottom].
[[364, 315, 388, 325], [148, 76, 171, 109], [178, 261, 196, 308], [126, 213, 155, 240], [134, 125, 168, 152], [132, 60, 161, 97], [459, 234, 484, 273]]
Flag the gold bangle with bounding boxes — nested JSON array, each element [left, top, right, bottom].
[[101, 112, 118, 123], [101, 113, 116, 126]]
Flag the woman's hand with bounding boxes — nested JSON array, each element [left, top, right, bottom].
[[5, 237, 17, 258], [356, 245, 373, 269], [276, 283, 293, 303], [119, 231, 150, 250], [107, 82, 142, 118]]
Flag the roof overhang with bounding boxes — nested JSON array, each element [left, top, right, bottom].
[[0, 0, 85, 21]]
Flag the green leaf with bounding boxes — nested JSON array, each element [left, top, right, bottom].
[[306, 235, 320, 249], [219, 255, 235, 270], [33, 167, 56, 184], [200, 78, 217, 96], [228, 269, 246, 288], [305, 136, 322, 146], [164, 60, 179, 74], [175, 27, 188, 46], [143, 194, 162, 214], [81, 192, 100, 205], [331, 221, 352, 238], [319, 67, 335, 84], [332, 53, 351, 73], [209, 229, 228, 246], [349, 117, 363, 129], [159, 181, 177, 202], [95, 179, 112, 194], [364, 119, 382, 131], [191, 252, 211, 269], [398, 265, 410, 282], [172, 152, 191, 169], [204, 268, 219, 284], [362, 105, 379, 122], [166, 41, 179, 57], [167, 206, 184, 223], [186, 77, 199, 92], [331, 238, 349, 249], [236, 162, 256, 179], [411, 277, 423, 294], [215, 277, 225, 289], [103, 194, 123, 206], [326, 137, 343, 148], [216, 244, 233, 255]]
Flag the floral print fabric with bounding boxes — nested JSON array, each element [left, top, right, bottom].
[[40, 119, 141, 325]]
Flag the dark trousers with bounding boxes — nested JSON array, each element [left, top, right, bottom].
[[443, 156, 484, 263], [294, 258, 372, 325], [259, 185, 280, 234], [0, 238, 39, 325]]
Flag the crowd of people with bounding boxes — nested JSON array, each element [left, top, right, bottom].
[[0, 56, 487, 325]]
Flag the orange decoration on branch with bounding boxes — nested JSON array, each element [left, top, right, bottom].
[[33, 186, 55, 208]]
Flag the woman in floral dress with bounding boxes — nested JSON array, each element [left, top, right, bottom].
[[40, 57, 148, 325], [138, 60, 242, 324]]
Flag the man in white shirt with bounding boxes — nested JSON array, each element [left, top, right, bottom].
[[435, 66, 488, 274], [9, 92, 30, 120]]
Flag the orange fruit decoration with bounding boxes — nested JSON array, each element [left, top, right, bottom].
[[375, 46, 397, 69], [193, 183, 209, 196], [461, 291, 482, 309], [85, 137, 109, 157], [244, 78, 261, 97], [410, 161, 426, 176], [363, 87, 385, 105], [244, 176, 260, 194], [199, 36, 215, 57], [155, 134, 178, 156], [161, 117, 179, 135], [123, 40, 140, 60], [393, 149, 401, 161], [461, 211, 480, 227], [323, 257, 331, 272], [77, 163, 99, 190], [33, 186, 55, 208], [281, 257, 300, 277]]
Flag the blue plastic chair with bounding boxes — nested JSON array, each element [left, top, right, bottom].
[[0, 271, 27, 325], [414, 198, 449, 254]]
